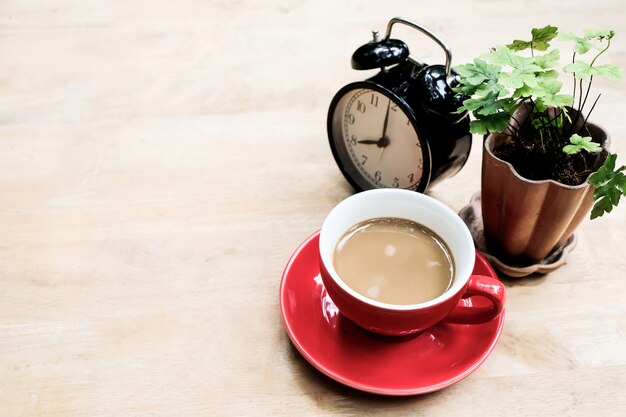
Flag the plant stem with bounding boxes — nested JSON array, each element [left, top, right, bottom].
[[526, 98, 546, 153], [528, 97, 536, 113], [566, 76, 594, 139], [580, 75, 593, 113], [582, 93, 601, 130], [509, 114, 524, 135], [571, 53, 577, 105], [547, 107, 562, 137], [500, 132, 519, 141], [557, 112, 564, 144], [590, 37, 611, 67], [547, 115, 556, 148], [566, 38, 608, 138], [565, 78, 585, 138], [577, 78, 584, 110]]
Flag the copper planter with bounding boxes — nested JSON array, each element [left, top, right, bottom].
[[481, 123, 610, 264]]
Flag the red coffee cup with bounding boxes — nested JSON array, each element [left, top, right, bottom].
[[319, 189, 505, 336]]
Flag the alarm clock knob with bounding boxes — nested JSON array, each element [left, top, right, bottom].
[[414, 64, 467, 124], [351, 30, 409, 70]]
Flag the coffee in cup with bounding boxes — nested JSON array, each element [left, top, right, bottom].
[[333, 217, 455, 305]]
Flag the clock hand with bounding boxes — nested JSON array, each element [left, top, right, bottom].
[[357, 138, 389, 148], [379, 99, 392, 161], [381, 99, 391, 140]]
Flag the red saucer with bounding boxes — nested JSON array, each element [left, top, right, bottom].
[[280, 231, 505, 396]]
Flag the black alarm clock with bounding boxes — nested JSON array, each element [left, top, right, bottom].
[[327, 17, 471, 192]]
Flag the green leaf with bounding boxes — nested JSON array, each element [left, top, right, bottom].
[[563, 134, 602, 154], [512, 84, 534, 98], [562, 144, 580, 154], [563, 61, 594, 79], [617, 171, 626, 194], [507, 39, 532, 52], [535, 77, 573, 108], [469, 119, 489, 135], [469, 112, 511, 134], [561, 29, 616, 55], [605, 153, 617, 172], [542, 70, 559, 79], [454, 58, 501, 86], [453, 58, 503, 98], [559, 32, 593, 54], [591, 194, 615, 219], [583, 28, 616, 41], [501, 69, 539, 89], [507, 25, 558, 51], [475, 80, 505, 97], [482, 46, 525, 68], [499, 61, 545, 90], [537, 77, 562, 94], [457, 91, 512, 118], [475, 99, 500, 116], [457, 97, 484, 113], [592, 64, 623, 80], [489, 112, 514, 132], [590, 155, 617, 184], [533, 50, 560, 70], [588, 154, 626, 219], [530, 25, 559, 51], [532, 117, 548, 130], [482, 46, 545, 91], [544, 94, 573, 108], [499, 72, 526, 89], [533, 99, 548, 113], [476, 98, 512, 116], [452, 82, 478, 95], [564, 62, 623, 80]]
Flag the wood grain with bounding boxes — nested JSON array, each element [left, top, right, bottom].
[[1, 1, 625, 415]]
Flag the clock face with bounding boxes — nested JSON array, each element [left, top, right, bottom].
[[329, 86, 427, 191]]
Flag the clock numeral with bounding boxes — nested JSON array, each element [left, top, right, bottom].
[[361, 154, 368, 165], [416, 141, 421, 148], [392, 177, 400, 188], [370, 94, 379, 107], [407, 173, 414, 183], [390, 102, 398, 112], [347, 113, 355, 124], [406, 117, 411, 125], [357, 100, 366, 113], [374, 170, 382, 182], [349, 135, 357, 146], [418, 158, 423, 169]]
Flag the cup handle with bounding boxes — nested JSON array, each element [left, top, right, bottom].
[[443, 275, 505, 324]]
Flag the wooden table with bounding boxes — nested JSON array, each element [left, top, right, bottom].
[[1, 1, 625, 415]]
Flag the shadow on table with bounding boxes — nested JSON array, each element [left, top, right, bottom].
[[286, 342, 443, 411], [497, 272, 548, 287]]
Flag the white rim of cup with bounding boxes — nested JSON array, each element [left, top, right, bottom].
[[319, 189, 476, 311]]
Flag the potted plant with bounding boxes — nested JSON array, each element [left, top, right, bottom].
[[453, 26, 625, 265]]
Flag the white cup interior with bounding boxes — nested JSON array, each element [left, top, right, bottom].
[[319, 189, 476, 310]]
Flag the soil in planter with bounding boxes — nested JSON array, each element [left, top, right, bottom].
[[492, 110, 607, 186]]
